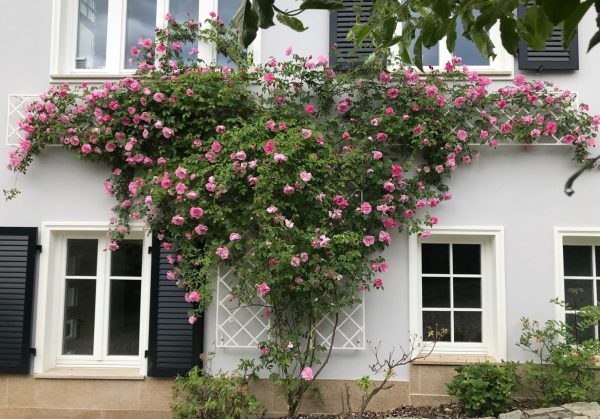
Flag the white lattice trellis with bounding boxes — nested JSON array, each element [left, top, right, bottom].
[[453, 91, 579, 146], [314, 295, 365, 350], [6, 94, 37, 146], [216, 265, 365, 350], [216, 265, 270, 348]]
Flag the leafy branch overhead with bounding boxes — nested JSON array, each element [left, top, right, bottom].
[[233, 0, 600, 70]]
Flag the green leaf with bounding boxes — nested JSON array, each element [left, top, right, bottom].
[[254, 0, 276, 29], [563, 0, 593, 45], [276, 14, 308, 31], [521, 5, 554, 50], [413, 35, 424, 70], [299, 0, 344, 10], [588, 29, 600, 51], [379, 16, 397, 47], [499, 16, 519, 54], [232, 0, 260, 47], [431, 0, 452, 19], [348, 23, 372, 47], [445, 16, 457, 52], [541, 0, 580, 25]]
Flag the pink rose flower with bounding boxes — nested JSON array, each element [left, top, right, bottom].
[[189, 207, 204, 219], [216, 247, 229, 260], [363, 236, 375, 247], [256, 282, 270, 297], [300, 171, 312, 182], [194, 224, 208, 235], [359, 202, 372, 215], [171, 215, 185, 225], [185, 291, 201, 303], [373, 278, 384, 289], [301, 367, 314, 381]]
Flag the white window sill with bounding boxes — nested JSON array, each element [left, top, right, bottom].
[[34, 367, 144, 380]]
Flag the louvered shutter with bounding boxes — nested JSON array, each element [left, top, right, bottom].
[[330, 0, 375, 68], [0, 227, 37, 374], [147, 237, 202, 377], [517, 4, 579, 71]]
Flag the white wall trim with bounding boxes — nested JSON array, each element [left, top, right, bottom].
[[408, 226, 506, 360]]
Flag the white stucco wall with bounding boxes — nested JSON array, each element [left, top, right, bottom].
[[1, 1, 600, 382]]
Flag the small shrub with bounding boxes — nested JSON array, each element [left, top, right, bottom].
[[171, 366, 263, 419], [518, 314, 600, 406], [447, 362, 518, 417]]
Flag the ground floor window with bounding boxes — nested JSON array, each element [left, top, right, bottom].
[[33, 223, 152, 374], [559, 234, 600, 342], [409, 227, 506, 358]]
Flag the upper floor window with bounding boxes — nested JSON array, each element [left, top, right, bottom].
[[330, 2, 513, 77], [51, 0, 241, 77], [409, 228, 506, 359]]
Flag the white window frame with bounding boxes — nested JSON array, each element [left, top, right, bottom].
[[50, 0, 258, 78], [33, 222, 152, 376], [390, 22, 514, 79], [408, 227, 506, 359], [554, 228, 600, 330]]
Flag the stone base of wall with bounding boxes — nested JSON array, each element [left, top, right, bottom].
[[0, 375, 172, 419], [0, 365, 458, 418]]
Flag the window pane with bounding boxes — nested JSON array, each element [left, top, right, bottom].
[[566, 313, 595, 344], [452, 244, 481, 274], [66, 239, 98, 276], [563, 245, 593, 276], [108, 280, 141, 355], [62, 279, 96, 355], [454, 312, 482, 342], [421, 244, 450, 274], [422, 277, 450, 307], [124, 0, 157, 69], [423, 311, 450, 341], [454, 19, 488, 66], [454, 277, 481, 308], [111, 240, 143, 277], [170, 0, 199, 63], [76, 0, 109, 69], [216, 0, 243, 67], [596, 247, 600, 276], [564, 279, 593, 309]]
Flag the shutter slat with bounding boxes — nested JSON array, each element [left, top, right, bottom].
[[0, 227, 37, 374], [517, 5, 579, 70], [147, 237, 202, 377]]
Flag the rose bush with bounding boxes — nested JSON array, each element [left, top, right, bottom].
[[6, 14, 599, 417]]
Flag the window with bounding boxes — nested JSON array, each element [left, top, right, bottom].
[[50, 0, 243, 77], [556, 229, 600, 343], [330, 2, 513, 76], [409, 227, 506, 358], [33, 223, 152, 375]]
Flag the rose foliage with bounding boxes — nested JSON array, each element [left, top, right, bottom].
[[6, 15, 599, 416]]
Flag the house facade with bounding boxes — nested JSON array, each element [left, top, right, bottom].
[[1, 1, 600, 417]]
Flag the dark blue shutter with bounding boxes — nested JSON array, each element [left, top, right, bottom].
[[518, 4, 579, 71], [0, 227, 37, 374], [147, 237, 202, 377], [330, 1, 375, 68]]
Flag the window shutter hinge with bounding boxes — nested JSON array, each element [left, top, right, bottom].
[[144, 350, 148, 358], [30, 348, 36, 356], [148, 246, 152, 255], [36, 244, 42, 253]]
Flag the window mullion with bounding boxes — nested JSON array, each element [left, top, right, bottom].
[[95, 238, 109, 361], [198, 0, 217, 63], [106, 0, 124, 73], [438, 36, 452, 67], [449, 244, 454, 342]]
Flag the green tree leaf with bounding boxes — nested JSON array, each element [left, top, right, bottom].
[[563, 0, 594, 45], [542, 0, 580, 24], [299, 0, 344, 10], [276, 14, 308, 31], [254, 0, 276, 29], [588, 29, 600, 50], [232, 0, 260, 47], [499, 16, 519, 54]]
